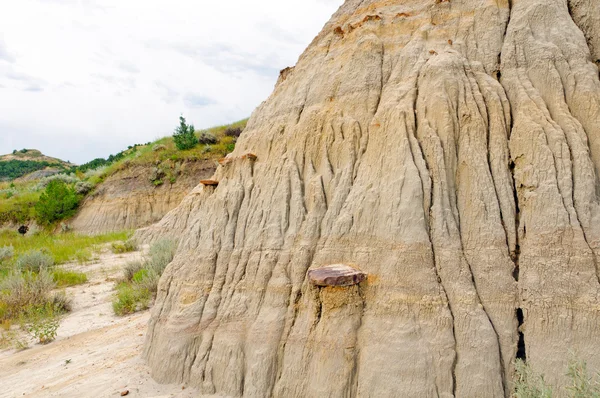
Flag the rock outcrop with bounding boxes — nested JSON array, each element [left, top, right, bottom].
[[137, 0, 600, 396], [72, 161, 215, 234]]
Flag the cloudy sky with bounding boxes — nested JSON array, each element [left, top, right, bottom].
[[0, 0, 341, 164]]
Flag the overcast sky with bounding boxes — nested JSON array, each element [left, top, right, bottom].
[[0, 0, 341, 164]]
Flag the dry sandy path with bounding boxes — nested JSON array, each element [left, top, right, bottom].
[[0, 250, 199, 398]]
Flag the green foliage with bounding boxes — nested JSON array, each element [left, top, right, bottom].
[[566, 359, 600, 397], [15, 250, 55, 273], [514, 359, 553, 398], [113, 238, 177, 315], [173, 115, 198, 150], [112, 282, 150, 315], [0, 271, 56, 321], [0, 230, 128, 265], [51, 269, 88, 287], [26, 315, 60, 344], [146, 238, 177, 276], [0, 159, 52, 180], [123, 261, 144, 282], [514, 358, 600, 397], [34, 180, 81, 225], [111, 239, 138, 254], [132, 269, 148, 283]]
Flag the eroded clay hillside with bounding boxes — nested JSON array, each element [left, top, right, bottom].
[[71, 160, 216, 234], [136, 0, 600, 396]]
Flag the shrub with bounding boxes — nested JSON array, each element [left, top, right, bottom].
[[224, 127, 242, 138], [74, 181, 93, 195], [0, 271, 56, 320], [112, 282, 150, 315], [123, 261, 144, 281], [35, 173, 79, 190], [35, 180, 81, 225], [173, 115, 197, 150], [514, 359, 553, 398], [146, 238, 177, 275], [0, 246, 14, 263], [111, 239, 138, 254], [15, 250, 54, 273], [49, 291, 72, 312], [566, 358, 600, 397], [198, 132, 218, 145]]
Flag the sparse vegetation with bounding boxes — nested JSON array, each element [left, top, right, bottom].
[[112, 238, 176, 315], [514, 358, 600, 397], [26, 314, 60, 344]]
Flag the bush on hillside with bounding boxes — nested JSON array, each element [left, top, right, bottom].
[[34, 180, 81, 225], [224, 127, 242, 138], [198, 132, 218, 145], [74, 181, 93, 195], [173, 115, 197, 150]]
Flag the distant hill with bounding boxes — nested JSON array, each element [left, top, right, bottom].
[[0, 149, 74, 181]]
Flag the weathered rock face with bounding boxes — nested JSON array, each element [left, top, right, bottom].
[[72, 161, 215, 234], [137, 0, 600, 396]]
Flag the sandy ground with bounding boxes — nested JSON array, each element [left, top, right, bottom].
[[0, 249, 199, 398]]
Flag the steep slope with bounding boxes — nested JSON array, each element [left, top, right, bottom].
[[137, 0, 600, 396], [71, 160, 216, 234]]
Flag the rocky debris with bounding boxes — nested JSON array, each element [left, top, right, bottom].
[[136, 0, 600, 396], [308, 264, 367, 287], [120, 390, 129, 396]]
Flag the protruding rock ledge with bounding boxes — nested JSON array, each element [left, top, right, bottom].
[[200, 179, 219, 187], [308, 264, 367, 287]]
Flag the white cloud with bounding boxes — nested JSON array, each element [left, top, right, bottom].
[[0, 0, 342, 164]]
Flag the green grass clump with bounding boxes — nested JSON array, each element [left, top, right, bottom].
[[112, 238, 177, 315], [112, 282, 150, 315], [110, 239, 138, 254], [51, 269, 88, 287]]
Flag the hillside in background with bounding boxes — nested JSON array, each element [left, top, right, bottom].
[[0, 149, 73, 181], [0, 119, 247, 229]]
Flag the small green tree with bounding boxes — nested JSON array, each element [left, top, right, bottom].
[[172, 115, 197, 150], [35, 180, 81, 225]]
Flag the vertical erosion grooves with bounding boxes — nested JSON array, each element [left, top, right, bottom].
[[137, 0, 600, 396], [501, 0, 600, 390]]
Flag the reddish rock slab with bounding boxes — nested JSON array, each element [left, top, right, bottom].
[[242, 153, 258, 161], [308, 264, 367, 287], [200, 179, 219, 187]]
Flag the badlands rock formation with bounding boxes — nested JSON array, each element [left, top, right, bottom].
[[138, 0, 600, 396], [72, 161, 215, 234]]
